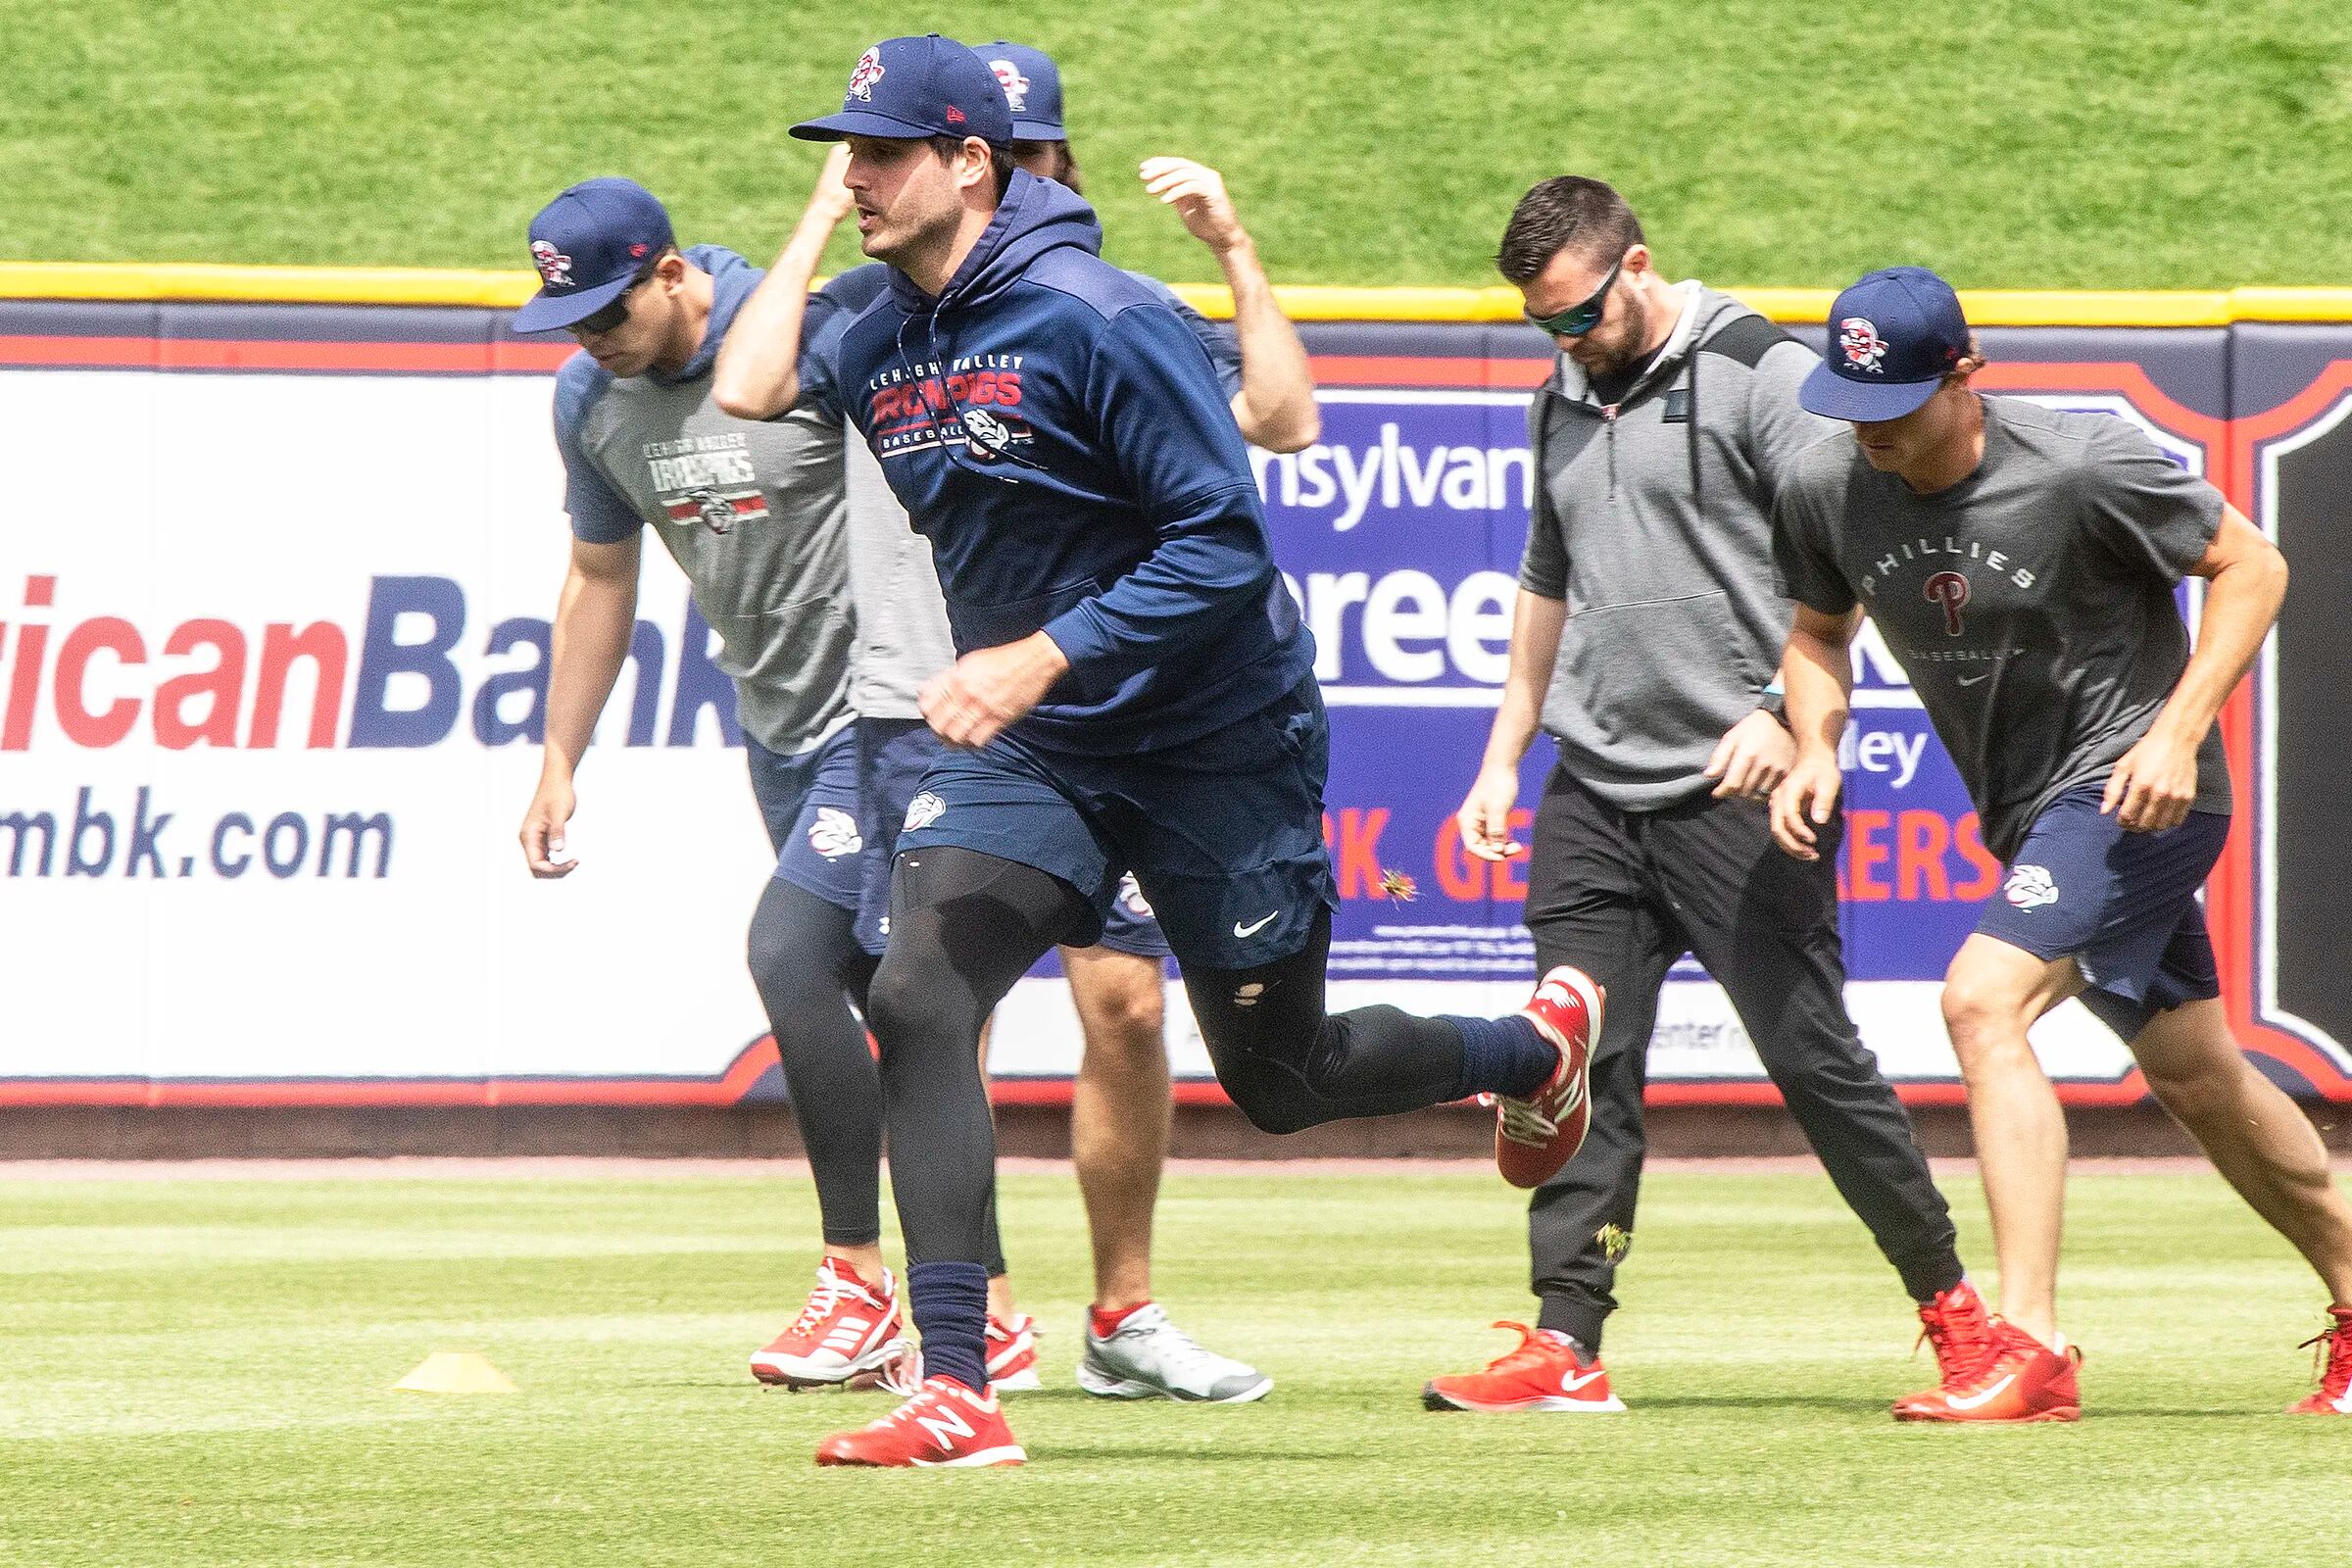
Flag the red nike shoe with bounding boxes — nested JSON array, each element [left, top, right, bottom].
[[1892, 1278, 1996, 1417], [1494, 966, 1602, 1189], [1894, 1317, 2081, 1423], [1421, 1321, 1624, 1413], [987, 1311, 1042, 1392], [814, 1377, 1027, 1468], [750, 1257, 906, 1390], [2289, 1304, 2352, 1414]]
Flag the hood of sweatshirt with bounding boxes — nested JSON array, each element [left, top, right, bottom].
[[886, 168, 1105, 318]]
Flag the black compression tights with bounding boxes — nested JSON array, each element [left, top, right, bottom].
[[747, 878, 884, 1248], [867, 848, 1480, 1266], [1183, 907, 1482, 1134], [865, 848, 1094, 1265]]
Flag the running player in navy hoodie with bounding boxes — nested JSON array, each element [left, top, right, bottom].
[[786, 35, 1601, 1469]]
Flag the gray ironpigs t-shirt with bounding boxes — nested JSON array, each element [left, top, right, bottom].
[[1772, 397, 2228, 860], [555, 246, 852, 756]]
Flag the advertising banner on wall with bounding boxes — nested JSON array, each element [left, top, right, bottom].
[[2, 294, 2348, 1107]]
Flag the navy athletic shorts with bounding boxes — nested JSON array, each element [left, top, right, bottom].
[[1973, 781, 2227, 1039], [893, 677, 1338, 970], [745, 724, 862, 912], [855, 716, 1174, 961]]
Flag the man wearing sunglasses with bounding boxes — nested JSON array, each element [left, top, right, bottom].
[[508, 176, 904, 1381], [1429, 176, 1978, 1417]]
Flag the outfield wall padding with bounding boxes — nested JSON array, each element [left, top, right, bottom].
[[1, 287, 2348, 1112]]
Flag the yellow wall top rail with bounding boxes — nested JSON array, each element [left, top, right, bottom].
[[2, 263, 2347, 327]]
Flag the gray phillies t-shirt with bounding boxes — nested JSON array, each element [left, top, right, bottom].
[[1772, 397, 2228, 860], [813, 263, 1244, 720], [554, 246, 853, 756]]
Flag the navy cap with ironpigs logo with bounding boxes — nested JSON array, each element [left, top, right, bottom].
[[790, 34, 1014, 147], [512, 177, 674, 334], [1798, 266, 1972, 422]]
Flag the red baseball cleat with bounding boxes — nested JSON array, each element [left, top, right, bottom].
[[2289, 1305, 2352, 1414], [814, 1377, 1027, 1468], [1421, 1321, 1624, 1413], [1494, 966, 1602, 1189], [750, 1256, 907, 1390], [1894, 1318, 2081, 1423], [987, 1311, 1042, 1392], [1893, 1278, 1996, 1417]]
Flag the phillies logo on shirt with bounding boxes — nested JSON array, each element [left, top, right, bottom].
[[1838, 317, 1888, 373], [990, 59, 1030, 110], [530, 240, 573, 288], [847, 46, 886, 101], [1924, 570, 1971, 635]]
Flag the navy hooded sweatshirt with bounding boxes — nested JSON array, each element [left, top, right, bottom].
[[826, 168, 1314, 756]]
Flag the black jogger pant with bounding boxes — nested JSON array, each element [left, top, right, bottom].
[[1521, 767, 1961, 1351]]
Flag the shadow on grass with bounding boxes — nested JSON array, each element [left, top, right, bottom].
[[1038, 1446, 1350, 1463], [1634, 1393, 1891, 1414]]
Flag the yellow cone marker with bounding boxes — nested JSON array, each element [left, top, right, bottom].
[[394, 1351, 516, 1395]]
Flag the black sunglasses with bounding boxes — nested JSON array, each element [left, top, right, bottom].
[[1524, 252, 1626, 338], [569, 258, 661, 336]]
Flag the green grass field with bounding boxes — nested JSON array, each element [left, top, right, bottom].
[[5, 1, 2351, 287], [2, 1163, 2340, 1567]]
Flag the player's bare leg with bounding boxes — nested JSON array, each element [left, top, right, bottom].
[[1064, 945, 1169, 1313], [1939, 933, 2083, 1347], [2132, 997, 2352, 1300]]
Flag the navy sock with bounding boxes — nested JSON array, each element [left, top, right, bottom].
[[1443, 1013, 1556, 1100], [906, 1260, 991, 1394]]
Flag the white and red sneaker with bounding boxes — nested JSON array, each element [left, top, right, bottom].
[[814, 1377, 1026, 1468], [1894, 1318, 2081, 1423], [2289, 1304, 2352, 1414], [1893, 1278, 1996, 1417], [1493, 966, 1603, 1189], [1422, 1321, 1624, 1413], [987, 1311, 1042, 1392], [750, 1257, 907, 1390]]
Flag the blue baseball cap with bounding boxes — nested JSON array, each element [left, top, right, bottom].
[[1799, 267, 1972, 421], [979, 42, 1064, 139], [513, 177, 673, 333], [790, 34, 1014, 146]]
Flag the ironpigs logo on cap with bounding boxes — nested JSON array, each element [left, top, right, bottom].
[[847, 46, 886, 101], [530, 240, 573, 288], [990, 59, 1030, 110], [1838, 316, 1888, 373]]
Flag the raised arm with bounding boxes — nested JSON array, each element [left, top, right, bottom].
[[1141, 156, 1318, 453], [712, 145, 855, 420]]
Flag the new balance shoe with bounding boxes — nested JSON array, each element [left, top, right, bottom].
[[2288, 1304, 2352, 1413], [813, 1377, 1026, 1468], [750, 1256, 908, 1390], [1421, 1321, 1624, 1413], [987, 1311, 1042, 1392], [1077, 1303, 1273, 1403], [1494, 966, 1603, 1189], [1894, 1317, 2081, 1423], [1893, 1278, 1996, 1417]]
